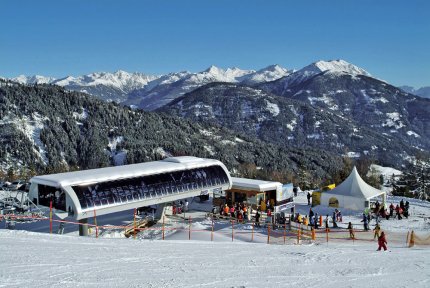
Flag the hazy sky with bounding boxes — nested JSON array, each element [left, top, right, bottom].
[[1, 0, 429, 87]]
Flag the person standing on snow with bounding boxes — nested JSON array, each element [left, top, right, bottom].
[[184, 199, 189, 212], [362, 213, 369, 231], [389, 203, 394, 217], [332, 211, 338, 228], [255, 210, 261, 227], [347, 222, 355, 239], [377, 231, 388, 251], [307, 192, 311, 205]]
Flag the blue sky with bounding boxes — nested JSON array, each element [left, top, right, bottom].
[[1, 0, 429, 87]]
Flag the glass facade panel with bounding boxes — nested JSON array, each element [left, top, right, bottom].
[[71, 165, 229, 210], [37, 184, 66, 211]]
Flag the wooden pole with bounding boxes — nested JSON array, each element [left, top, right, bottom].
[[93, 208, 98, 238], [162, 215, 165, 240], [251, 222, 254, 242], [231, 220, 234, 242], [406, 231, 410, 247], [267, 224, 271, 244], [188, 216, 191, 240], [326, 227, 329, 244], [211, 218, 214, 241], [133, 208, 137, 239], [49, 201, 53, 234], [284, 223, 286, 244]]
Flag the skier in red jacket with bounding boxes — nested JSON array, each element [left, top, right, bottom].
[[377, 231, 387, 251]]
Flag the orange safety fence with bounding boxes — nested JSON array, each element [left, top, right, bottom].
[[407, 230, 430, 247], [2, 213, 429, 247]]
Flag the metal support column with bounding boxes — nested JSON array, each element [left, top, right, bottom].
[[78, 218, 89, 236]]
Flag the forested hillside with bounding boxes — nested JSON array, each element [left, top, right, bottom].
[[0, 80, 346, 186]]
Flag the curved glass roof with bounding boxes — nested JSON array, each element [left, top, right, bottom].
[[30, 156, 226, 188]]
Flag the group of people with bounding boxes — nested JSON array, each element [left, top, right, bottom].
[[172, 199, 189, 215], [369, 199, 410, 222], [220, 202, 250, 222], [292, 208, 321, 229], [347, 221, 387, 251], [390, 199, 410, 220]]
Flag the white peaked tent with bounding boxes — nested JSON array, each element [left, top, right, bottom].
[[320, 167, 386, 211]]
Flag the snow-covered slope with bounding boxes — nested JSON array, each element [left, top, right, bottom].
[[310, 59, 371, 76], [263, 59, 372, 92], [241, 64, 290, 84]]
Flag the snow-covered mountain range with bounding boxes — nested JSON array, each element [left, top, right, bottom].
[[8, 63, 290, 106], [12, 70, 158, 103], [6, 59, 383, 109], [2, 59, 430, 173]]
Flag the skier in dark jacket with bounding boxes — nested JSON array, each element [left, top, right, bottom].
[[309, 208, 314, 219], [389, 203, 394, 217], [377, 231, 387, 251], [307, 192, 311, 205], [400, 199, 405, 210], [332, 211, 338, 228], [362, 213, 369, 231], [255, 210, 261, 227]]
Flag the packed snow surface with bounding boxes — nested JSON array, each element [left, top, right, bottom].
[[1, 185, 429, 287], [0, 229, 429, 288]]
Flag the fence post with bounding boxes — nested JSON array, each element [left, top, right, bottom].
[[188, 216, 191, 240], [94, 208, 98, 238], [162, 215, 165, 240], [284, 223, 286, 244], [406, 231, 410, 247], [211, 218, 214, 241], [326, 227, 329, 244], [133, 208, 137, 239], [319, 215, 322, 227], [267, 224, 271, 244], [49, 201, 53, 234], [231, 220, 234, 242], [311, 227, 316, 241], [251, 222, 254, 242], [297, 227, 301, 244]]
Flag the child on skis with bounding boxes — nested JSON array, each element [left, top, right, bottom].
[[377, 231, 388, 251]]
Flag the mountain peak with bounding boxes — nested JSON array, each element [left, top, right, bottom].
[[259, 64, 288, 73], [204, 65, 224, 74], [310, 59, 371, 76]]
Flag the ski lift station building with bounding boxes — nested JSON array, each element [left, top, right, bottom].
[[29, 157, 232, 223]]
